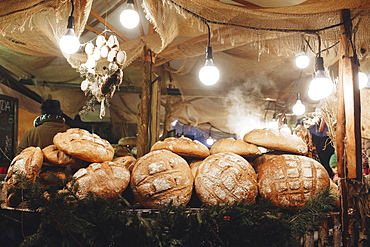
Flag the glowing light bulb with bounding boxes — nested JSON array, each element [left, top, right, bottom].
[[206, 136, 214, 145], [308, 70, 333, 101], [199, 59, 220, 85], [120, 1, 140, 29], [292, 100, 306, 115], [295, 54, 310, 69], [358, 72, 368, 90], [59, 28, 80, 54]]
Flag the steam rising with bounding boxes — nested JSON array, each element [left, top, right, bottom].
[[223, 80, 276, 139]]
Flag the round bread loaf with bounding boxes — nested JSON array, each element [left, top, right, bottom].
[[118, 136, 137, 146], [113, 156, 137, 172], [2, 147, 43, 207], [150, 137, 210, 158], [113, 145, 133, 157], [243, 128, 308, 155], [194, 152, 258, 205], [210, 138, 262, 157], [53, 128, 114, 163], [42, 145, 89, 169], [68, 159, 131, 199], [130, 150, 193, 208], [254, 154, 330, 211]]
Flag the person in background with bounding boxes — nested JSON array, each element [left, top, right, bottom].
[[329, 153, 339, 183], [16, 99, 70, 154]]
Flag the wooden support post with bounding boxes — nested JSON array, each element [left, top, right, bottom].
[[340, 9, 363, 179], [137, 47, 152, 157], [318, 216, 329, 247], [149, 75, 161, 148], [338, 8, 363, 247], [332, 213, 342, 247]]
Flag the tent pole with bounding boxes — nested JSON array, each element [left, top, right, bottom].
[[338, 8, 363, 246], [137, 46, 152, 157]]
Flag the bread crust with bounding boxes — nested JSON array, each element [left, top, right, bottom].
[[210, 138, 262, 157], [254, 154, 330, 210], [194, 152, 258, 205], [113, 156, 137, 172], [130, 150, 193, 208], [150, 137, 210, 158], [42, 145, 88, 169], [68, 159, 131, 199], [53, 128, 114, 163], [243, 128, 308, 155], [2, 147, 43, 206]]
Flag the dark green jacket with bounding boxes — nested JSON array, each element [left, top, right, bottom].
[[17, 121, 69, 154]]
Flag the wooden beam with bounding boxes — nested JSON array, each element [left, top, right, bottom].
[[84, 25, 108, 38], [83, 1, 124, 36], [149, 76, 161, 147], [340, 9, 362, 179], [148, 22, 155, 35], [137, 47, 152, 157], [133, 0, 145, 36], [90, 9, 130, 42]]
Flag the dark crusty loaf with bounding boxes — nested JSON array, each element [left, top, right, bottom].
[[243, 128, 308, 155], [42, 144, 89, 169], [130, 150, 193, 208], [53, 128, 114, 163], [113, 156, 136, 172], [254, 154, 330, 211], [68, 158, 131, 199], [194, 152, 258, 206], [210, 138, 262, 157], [150, 137, 210, 158], [2, 147, 43, 207]]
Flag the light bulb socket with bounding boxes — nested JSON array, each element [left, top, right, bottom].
[[315, 56, 324, 71], [127, 0, 134, 3], [206, 46, 213, 60], [67, 15, 75, 29]]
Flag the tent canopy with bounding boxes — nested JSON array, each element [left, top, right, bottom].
[[1, 0, 370, 138]]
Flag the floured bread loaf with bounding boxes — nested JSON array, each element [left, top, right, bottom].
[[130, 150, 193, 208], [243, 128, 308, 155], [68, 159, 130, 199], [210, 138, 262, 157], [254, 154, 330, 211], [113, 156, 137, 172], [2, 147, 43, 207], [42, 145, 89, 169], [150, 137, 210, 158], [53, 128, 114, 163], [194, 152, 258, 205]]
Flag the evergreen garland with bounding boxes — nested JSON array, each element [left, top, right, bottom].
[[0, 177, 337, 247]]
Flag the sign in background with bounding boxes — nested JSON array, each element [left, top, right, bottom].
[[0, 94, 17, 167]]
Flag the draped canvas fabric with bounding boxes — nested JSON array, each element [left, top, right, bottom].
[[1, 0, 370, 136]]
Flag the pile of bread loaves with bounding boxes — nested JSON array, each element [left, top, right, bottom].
[[2, 127, 337, 211]]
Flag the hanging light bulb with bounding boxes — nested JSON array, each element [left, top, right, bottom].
[[292, 93, 306, 115], [308, 56, 333, 101], [295, 53, 310, 69], [292, 99, 306, 115], [120, 0, 140, 29], [358, 71, 368, 90], [59, 1, 80, 54], [206, 136, 214, 145], [280, 117, 291, 134], [206, 125, 215, 146], [199, 22, 220, 85]]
